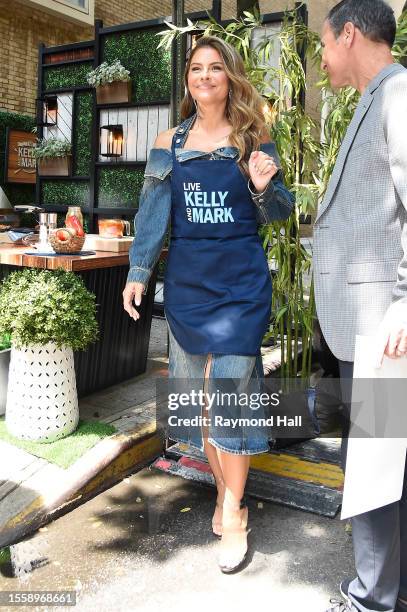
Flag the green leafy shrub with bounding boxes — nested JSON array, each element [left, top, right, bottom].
[[33, 137, 71, 160], [0, 547, 11, 565], [0, 269, 99, 351], [0, 333, 11, 351]]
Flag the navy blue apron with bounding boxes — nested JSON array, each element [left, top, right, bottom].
[[163, 133, 272, 356]]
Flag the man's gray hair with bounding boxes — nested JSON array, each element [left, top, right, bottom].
[[328, 0, 397, 48]]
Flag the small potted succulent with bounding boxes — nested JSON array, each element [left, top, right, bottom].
[[87, 59, 132, 104], [0, 333, 11, 417], [0, 269, 99, 443], [33, 137, 72, 177]]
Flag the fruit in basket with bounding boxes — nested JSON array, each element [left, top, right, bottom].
[[65, 214, 84, 237], [56, 228, 74, 242], [49, 227, 85, 253]]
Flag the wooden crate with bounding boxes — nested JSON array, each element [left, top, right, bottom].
[[83, 234, 133, 252]]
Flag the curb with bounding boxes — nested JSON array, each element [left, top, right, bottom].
[[0, 425, 164, 547]]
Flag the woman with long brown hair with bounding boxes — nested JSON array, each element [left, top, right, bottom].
[[123, 35, 294, 573]]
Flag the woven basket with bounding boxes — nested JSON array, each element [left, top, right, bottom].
[[49, 230, 86, 253]]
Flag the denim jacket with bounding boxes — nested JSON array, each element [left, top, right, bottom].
[[127, 114, 295, 294]]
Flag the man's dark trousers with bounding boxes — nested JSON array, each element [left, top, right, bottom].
[[339, 361, 407, 612]]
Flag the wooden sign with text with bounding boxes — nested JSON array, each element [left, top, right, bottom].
[[5, 129, 37, 184]]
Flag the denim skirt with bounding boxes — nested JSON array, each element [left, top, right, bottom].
[[166, 323, 273, 455]]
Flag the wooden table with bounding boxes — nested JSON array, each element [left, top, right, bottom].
[[0, 245, 130, 271], [0, 245, 161, 398]]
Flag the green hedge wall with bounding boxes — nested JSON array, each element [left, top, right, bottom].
[[41, 181, 90, 207], [102, 29, 171, 103], [0, 111, 36, 207], [44, 62, 93, 91], [37, 28, 172, 217], [98, 167, 144, 208], [73, 92, 93, 176]]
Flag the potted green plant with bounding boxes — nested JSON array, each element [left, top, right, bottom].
[[87, 59, 132, 104], [0, 333, 11, 417], [33, 137, 72, 177], [0, 268, 99, 443]]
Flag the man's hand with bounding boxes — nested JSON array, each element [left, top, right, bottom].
[[122, 282, 145, 321], [248, 151, 279, 193], [373, 302, 407, 368]]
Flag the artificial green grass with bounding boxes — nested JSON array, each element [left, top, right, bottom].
[[0, 547, 11, 565], [0, 418, 117, 469]]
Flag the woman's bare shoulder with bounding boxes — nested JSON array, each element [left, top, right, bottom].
[[153, 127, 178, 150]]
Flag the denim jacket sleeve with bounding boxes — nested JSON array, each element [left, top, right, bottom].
[[250, 142, 295, 224], [126, 148, 172, 295]]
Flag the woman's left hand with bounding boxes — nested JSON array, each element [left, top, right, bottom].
[[248, 151, 279, 193]]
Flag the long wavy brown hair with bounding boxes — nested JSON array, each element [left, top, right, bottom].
[[180, 35, 267, 177]]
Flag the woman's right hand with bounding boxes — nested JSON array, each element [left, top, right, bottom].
[[122, 282, 145, 321]]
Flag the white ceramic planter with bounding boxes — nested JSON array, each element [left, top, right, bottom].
[[6, 342, 79, 443], [0, 348, 11, 416]]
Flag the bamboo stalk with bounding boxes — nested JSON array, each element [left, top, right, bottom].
[[307, 280, 315, 375]]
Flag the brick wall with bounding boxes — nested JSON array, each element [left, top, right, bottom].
[[0, 0, 237, 116], [0, 1, 88, 115], [0, 0, 403, 116]]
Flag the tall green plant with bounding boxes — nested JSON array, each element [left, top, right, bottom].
[[318, 10, 407, 194], [251, 10, 321, 380], [393, 9, 407, 66]]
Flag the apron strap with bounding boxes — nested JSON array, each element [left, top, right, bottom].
[[171, 113, 197, 160]]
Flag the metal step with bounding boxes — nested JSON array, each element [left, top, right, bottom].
[[151, 439, 343, 518]]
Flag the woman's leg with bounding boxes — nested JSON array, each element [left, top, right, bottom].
[[168, 323, 226, 529], [216, 448, 251, 570], [216, 450, 250, 508], [206, 353, 258, 570], [199, 351, 253, 539], [202, 353, 226, 535], [168, 322, 256, 550], [215, 353, 264, 513]]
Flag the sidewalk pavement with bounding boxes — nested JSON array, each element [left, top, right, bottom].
[[0, 318, 355, 611], [0, 318, 345, 550], [0, 461, 355, 612]]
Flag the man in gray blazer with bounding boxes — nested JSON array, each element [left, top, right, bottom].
[[313, 1, 407, 611]]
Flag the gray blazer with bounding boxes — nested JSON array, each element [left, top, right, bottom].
[[313, 63, 407, 362]]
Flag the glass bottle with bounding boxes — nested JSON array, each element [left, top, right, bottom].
[[65, 206, 83, 228], [47, 213, 57, 231], [38, 212, 48, 246]]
